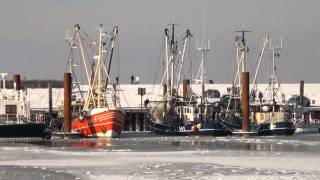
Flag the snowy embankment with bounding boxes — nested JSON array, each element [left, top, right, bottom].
[[27, 83, 320, 110]]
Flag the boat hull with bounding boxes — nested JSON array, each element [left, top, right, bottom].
[[0, 123, 50, 138], [71, 109, 125, 138], [258, 122, 296, 136], [147, 117, 231, 136]]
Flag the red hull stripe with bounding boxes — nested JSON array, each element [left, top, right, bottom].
[[71, 110, 125, 137], [92, 114, 125, 123], [72, 121, 124, 131]]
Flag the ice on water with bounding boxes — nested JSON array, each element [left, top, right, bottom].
[[0, 134, 320, 180]]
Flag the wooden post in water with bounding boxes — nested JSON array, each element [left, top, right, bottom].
[[140, 113, 145, 131], [48, 83, 53, 120], [63, 73, 72, 132], [135, 113, 140, 131], [13, 74, 21, 91], [241, 72, 250, 132], [183, 79, 190, 100], [131, 113, 136, 131], [299, 80, 304, 106]]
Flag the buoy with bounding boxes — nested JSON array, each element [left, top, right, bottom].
[[192, 126, 198, 132], [196, 123, 203, 129]]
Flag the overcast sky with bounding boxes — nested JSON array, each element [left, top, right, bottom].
[[0, 0, 320, 83]]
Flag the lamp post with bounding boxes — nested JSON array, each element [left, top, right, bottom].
[[138, 87, 146, 109], [0, 73, 8, 90]]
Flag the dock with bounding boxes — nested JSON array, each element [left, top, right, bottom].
[[123, 107, 148, 131]]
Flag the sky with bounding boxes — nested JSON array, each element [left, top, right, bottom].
[[0, 0, 320, 84]]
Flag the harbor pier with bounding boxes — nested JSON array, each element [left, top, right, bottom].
[[123, 108, 148, 131]]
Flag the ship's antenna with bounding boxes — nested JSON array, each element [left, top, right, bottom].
[[235, 28, 251, 50], [167, 14, 178, 97], [169, 14, 177, 47], [172, 12, 175, 25]]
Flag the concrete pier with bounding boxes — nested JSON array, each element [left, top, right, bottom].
[[123, 109, 148, 131]]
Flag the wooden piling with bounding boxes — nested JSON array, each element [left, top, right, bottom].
[[124, 112, 130, 131], [131, 113, 136, 131], [183, 79, 190, 100], [128, 113, 133, 131], [140, 113, 145, 131], [48, 83, 53, 120], [241, 72, 249, 132], [13, 74, 21, 90], [63, 73, 72, 132], [300, 80, 304, 106], [135, 113, 140, 131]]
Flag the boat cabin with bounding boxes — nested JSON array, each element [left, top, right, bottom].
[[176, 105, 196, 123]]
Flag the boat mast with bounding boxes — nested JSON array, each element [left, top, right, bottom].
[[80, 24, 118, 110], [164, 28, 170, 96], [197, 36, 210, 107], [169, 22, 177, 98], [162, 21, 178, 99], [177, 29, 192, 89], [106, 26, 118, 86], [74, 24, 91, 86], [98, 25, 103, 99], [271, 45, 275, 113], [270, 38, 282, 113], [161, 20, 192, 105], [234, 28, 251, 95], [251, 36, 269, 94], [65, 29, 85, 101]]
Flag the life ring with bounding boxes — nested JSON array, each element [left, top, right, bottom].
[[192, 126, 199, 132], [196, 123, 203, 129]]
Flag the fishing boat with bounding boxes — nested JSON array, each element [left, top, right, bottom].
[[67, 24, 125, 138], [287, 88, 320, 133], [250, 36, 295, 135], [219, 31, 295, 135], [145, 22, 231, 136], [0, 74, 50, 138]]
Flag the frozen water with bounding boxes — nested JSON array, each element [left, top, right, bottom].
[[0, 133, 320, 179]]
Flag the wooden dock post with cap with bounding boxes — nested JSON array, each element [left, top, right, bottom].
[[13, 74, 21, 91], [63, 73, 72, 132], [242, 72, 250, 132]]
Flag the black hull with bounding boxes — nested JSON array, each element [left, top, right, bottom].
[[0, 123, 50, 138], [147, 118, 231, 136], [258, 122, 296, 136]]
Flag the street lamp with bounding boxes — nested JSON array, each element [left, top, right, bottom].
[[138, 87, 146, 109]]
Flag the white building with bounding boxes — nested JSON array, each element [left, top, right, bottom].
[[27, 83, 320, 110]]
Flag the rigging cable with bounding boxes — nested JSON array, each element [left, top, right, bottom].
[[147, 36, 165, 100]]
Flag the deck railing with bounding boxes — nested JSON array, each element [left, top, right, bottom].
[[0, 114, 27, 125], [0, 113, 48, 125]]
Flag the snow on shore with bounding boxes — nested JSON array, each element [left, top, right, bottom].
[[27, 83, 320, 109]]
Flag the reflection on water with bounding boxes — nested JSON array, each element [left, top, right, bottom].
[[31, 133, 320, 153]]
